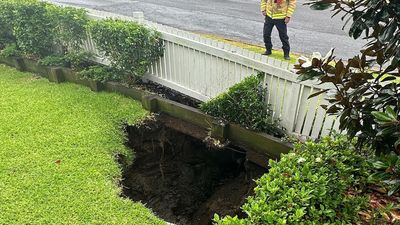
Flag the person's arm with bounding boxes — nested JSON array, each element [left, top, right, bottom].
[[261, 0, 267, 15], [286, 0, 296, 18]]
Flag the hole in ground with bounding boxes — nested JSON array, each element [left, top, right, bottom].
[[121, 119, 266, 225]]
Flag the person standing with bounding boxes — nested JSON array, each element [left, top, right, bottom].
[[261, 0, 296, 60]]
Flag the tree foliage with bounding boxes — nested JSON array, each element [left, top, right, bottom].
[[295, 0, 400, 153]]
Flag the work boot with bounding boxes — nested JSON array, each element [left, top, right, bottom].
[[262, 50, 272, 56], [284, 54, 290, 60]]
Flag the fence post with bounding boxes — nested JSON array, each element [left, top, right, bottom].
[[132, 12, 144, 24]]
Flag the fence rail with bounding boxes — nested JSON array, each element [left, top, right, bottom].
[[52, 3, 340, 139]]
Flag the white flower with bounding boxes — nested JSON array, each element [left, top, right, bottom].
[[297, 157, 306, 164], [298, 56, 312, 68], [315, 157, 322, 163], [312, 52, 322, 60]]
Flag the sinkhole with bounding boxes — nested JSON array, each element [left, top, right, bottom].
[[121, 117, 266, 225]]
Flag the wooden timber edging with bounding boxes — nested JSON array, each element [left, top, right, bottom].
[[0, 57, 293, 167]]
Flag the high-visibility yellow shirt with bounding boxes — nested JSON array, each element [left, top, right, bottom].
[[261, 0, 296, 19]]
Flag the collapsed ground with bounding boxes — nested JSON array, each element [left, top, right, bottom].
[[123, 120, 265, 225], [0, 65, 265, 225], [0, 65, 163, 224]]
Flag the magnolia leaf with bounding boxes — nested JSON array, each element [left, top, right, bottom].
[[376, 126, 397, 136], [381, 76, 397, 82], [310, 2, 333, 10], [386, 106, 397, 120], [371, 111, 395, 123], [335, 60, 344, 77], [322, 48, 335, 63], [395, 138, 400, 149], [308, 89, 328, 99], [376, 50, 385, 65]]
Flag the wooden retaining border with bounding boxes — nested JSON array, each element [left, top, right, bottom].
[[0, 57, 292, 168]]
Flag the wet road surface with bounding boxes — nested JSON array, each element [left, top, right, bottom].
[[49, 0, 366, 58]]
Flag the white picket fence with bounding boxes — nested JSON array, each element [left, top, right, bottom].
[[53, 3, 340, 139]]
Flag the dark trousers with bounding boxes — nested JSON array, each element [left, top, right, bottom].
[[263, 16, 290, 55]]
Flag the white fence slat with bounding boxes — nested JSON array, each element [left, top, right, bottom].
[[281, 82, 301, 132], [189, 49, 198, 91], [175, 44, 183, 85], [294, 85, 312, 133], [274, 77, 284, 115], [310, 96, 328, 138], [267, 76, 279, 117], [159, 46, 165, 79], [261, 55, 269, 63], [320, 114, 336, 136], [233, 62, 241, 84], [332, 117, 341, 133], [183, 46, 190, 88], [205, 53, 213, 97], [278, 79, 288, 117], [301, 89, 320, 136], [170, 42, 177, 82], [165, 41, 172, 81], [198, 51, 207, 94], [281, 61, 289, 70]]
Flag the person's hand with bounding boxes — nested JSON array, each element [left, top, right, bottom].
[[262, 10, 266, 16], [285, 17, 291, 24]]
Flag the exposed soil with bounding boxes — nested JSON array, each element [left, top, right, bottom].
[[122, 119, 265, 225], [137, 80, 201, 108]]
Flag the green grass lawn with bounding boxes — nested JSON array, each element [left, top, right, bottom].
[[0, 65, 165, 225]]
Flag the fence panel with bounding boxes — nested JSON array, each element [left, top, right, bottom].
[[47, 3, 339, 139]]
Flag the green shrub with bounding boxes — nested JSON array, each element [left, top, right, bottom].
[[216, 137, 370, 224], [215, 136, 371, 225], [200, 75, 284, 137], [0, 0, 89, 58], [12, 1, 55, 58], [64, 51, 94, 70], [39, 52, 93, 69], [88, 19, 164, 83], [46, 5, 88, 53], [0, 1, 15, 49], [369, 152, 400, 196], [0, 44, 21, 58], [78, 65, 120, 83], [38, 55, 68, 67]]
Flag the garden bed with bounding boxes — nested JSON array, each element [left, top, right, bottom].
[[0, 56, 292, 166]]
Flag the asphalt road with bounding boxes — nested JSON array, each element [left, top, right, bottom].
[[49, 0, 366, 58]]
